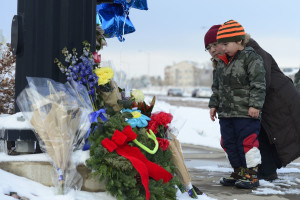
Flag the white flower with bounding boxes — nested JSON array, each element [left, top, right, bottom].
[[131, 89, 144, 102]]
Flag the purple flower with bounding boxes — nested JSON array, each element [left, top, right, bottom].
[[78, 63, 84, 70], [80, 64, 86, 71], [82, 78, 87, 84], [88, 75, 94, 81], [71, 65, 79, 73], [85, 61, 91, 67], [80, 70, 86, 77], [89, 81, 95, 88], [71, 72, 78, 80], [94, 76, 98, 84], [81, 57, 91, 67], [88, 88, 95, 96], [85, 69, 91, 75]]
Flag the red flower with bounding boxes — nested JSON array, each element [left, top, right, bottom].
[[148, 112, 173, 134], [93, 52, 101, 63], [157, 137, 170, 151]]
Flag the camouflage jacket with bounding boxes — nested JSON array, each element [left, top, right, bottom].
[[209, 46, 266, 118], [294, 69, 300, 91]]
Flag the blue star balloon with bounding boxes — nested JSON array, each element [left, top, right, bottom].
[[97, 3, 135, 42], [96, 12, 101, 26], [114, 0, 148, 12], [131, 0, 148, 10]]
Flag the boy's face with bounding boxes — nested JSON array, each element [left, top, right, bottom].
[[220, 41, 243, 57], [206, 42, 225, 61]]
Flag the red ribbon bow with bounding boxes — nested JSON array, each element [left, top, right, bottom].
[[101, 125, 173, 200]]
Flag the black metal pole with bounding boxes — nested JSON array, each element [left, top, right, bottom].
[[12, 0, 96, 112]]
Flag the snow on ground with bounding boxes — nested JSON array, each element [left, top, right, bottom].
[[193, 164, 300, 196], [1, 95, 300, 199], [0, 99, 219, 200], [0, 112, 32, 130], [0, 168, 215, 200], [0, 168, 116, 200], [146, 95, 221, 149]]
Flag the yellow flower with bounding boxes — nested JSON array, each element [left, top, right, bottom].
[[131, 111, 142, 118], [94, 67, 114, 85], [131, 89, 144, 102]]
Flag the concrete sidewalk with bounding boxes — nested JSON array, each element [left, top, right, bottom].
[[181, 143, 300, 200]]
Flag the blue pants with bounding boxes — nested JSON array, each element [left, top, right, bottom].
[[219, 118, 261, 168]]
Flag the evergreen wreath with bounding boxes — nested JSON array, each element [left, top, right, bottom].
[[86, 112, 179, 200]]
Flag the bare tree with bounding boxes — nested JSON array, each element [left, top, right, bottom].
[[0, 43, 16, 114]]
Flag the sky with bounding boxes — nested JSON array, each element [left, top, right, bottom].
[[1, 0, 300, 78]]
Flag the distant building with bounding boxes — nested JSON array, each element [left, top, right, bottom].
[[164, 61, 213, 86]]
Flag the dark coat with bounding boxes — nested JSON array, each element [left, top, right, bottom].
[[247, 39, 300, 166]]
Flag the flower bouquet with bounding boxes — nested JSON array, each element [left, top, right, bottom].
[[95, 65, 123, 112], [131, 89, 155, 117], [53, 41, 196, 199], [54, 41, 123, 113], [16, 77, 93, 194]]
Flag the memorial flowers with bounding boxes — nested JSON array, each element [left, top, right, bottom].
[[94, 66, 114, 86], [122, 108, 151, 128], [53, 41, 184, 200], [131, 89, 145, 102]]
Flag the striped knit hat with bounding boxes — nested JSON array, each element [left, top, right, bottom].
[[217, 20, 245, 43]]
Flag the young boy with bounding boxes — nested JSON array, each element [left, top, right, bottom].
[[209, 20, 266, 189]]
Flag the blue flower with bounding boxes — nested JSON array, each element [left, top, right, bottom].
[[85, 69, 92, 75], [81, 57, 91, 67], [73, 65, 80, 73], [88, 75, 94, 81], [80, 70, 86, 77], [80, 64, 86, 71], [88, 88, 95, 96], [89, 81, 95, 88], [122, 109, 151, 128], [70, 72, 77, 80], [81, 78, 88, 84]]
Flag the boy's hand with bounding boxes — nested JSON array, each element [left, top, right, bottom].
[[210, 108, 217, 121], [248, 107, 259, 118]]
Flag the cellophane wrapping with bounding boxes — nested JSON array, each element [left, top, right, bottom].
[[16, 77, 93, 194]]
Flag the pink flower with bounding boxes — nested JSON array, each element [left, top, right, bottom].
[[93, 52, 101, 64]]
